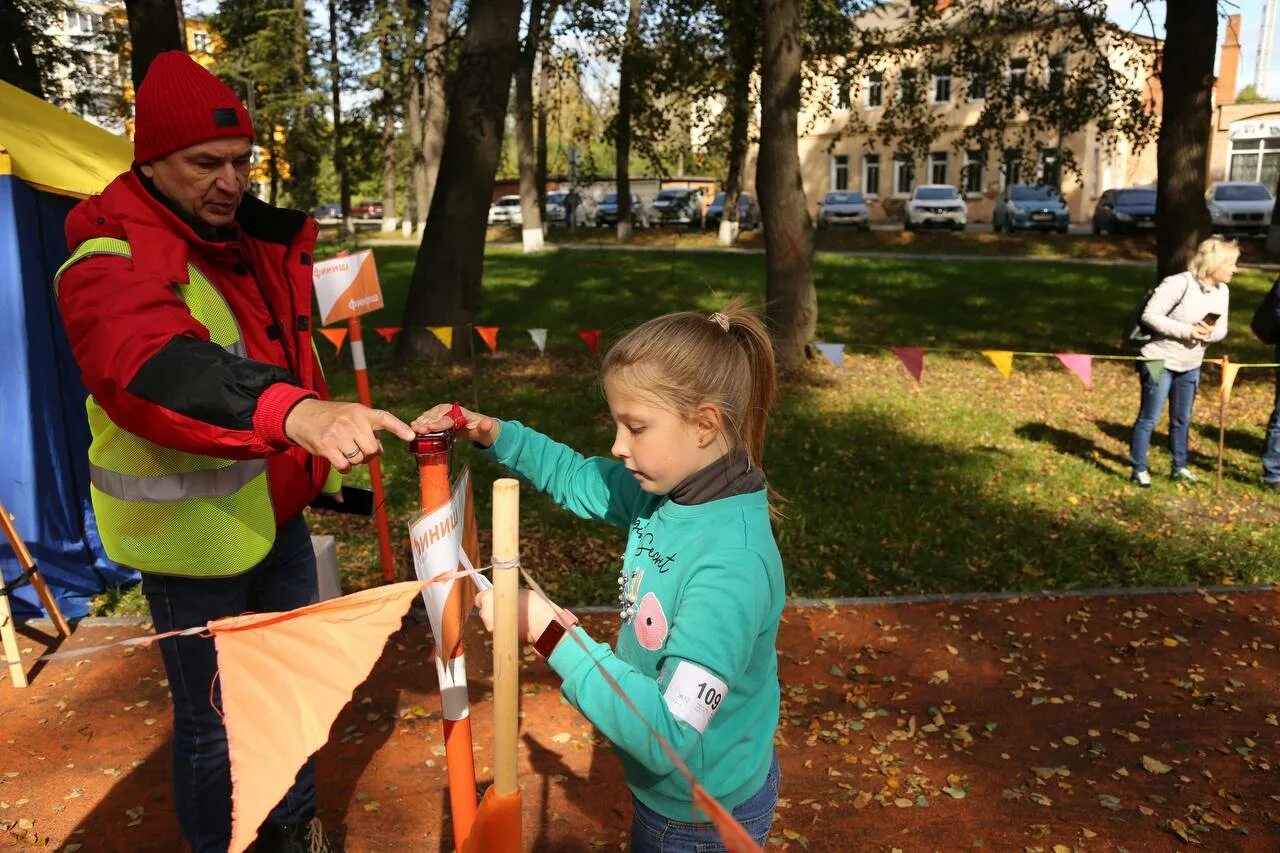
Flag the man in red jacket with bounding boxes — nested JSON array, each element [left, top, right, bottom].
[[56, 52, 414, 853]]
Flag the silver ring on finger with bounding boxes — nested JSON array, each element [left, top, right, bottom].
[[343, 448, 361, 459]]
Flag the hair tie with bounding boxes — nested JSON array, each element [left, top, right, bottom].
[[708, 312, 730, 332]]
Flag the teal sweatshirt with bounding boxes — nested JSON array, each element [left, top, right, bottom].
[[488, 420, 784, 822]]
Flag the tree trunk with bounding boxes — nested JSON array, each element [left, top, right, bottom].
[[719, 11, 756, 247], [615, 0, 641, 242], [534, 1, 559, 215], [516, 0, 546, 252], [402, 0, 426, 233], [378, 6, 400, 233], [1155, 0, 1215, 281], [123, 0, 184, 90], [758, 0, 815, 371], [399, 0, 524, 361], [0, 14, 45, 99], [420, 0, 451, 224], [328, 0, 353, 235]]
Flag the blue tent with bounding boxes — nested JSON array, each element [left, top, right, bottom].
[[0, 81, 139, 619]]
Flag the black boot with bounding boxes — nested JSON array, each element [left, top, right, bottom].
[[255, 815, 336, 853]]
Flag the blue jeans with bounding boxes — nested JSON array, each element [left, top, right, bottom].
[[629, 750, 780, 852], [1263, 367, 1280, 484], [141, 515, 319, 853], [1130, 361, 1200, 474]]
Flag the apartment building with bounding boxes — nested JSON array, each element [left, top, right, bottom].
[[794, 1, 1161, 223], [1210, 15, 1280, 188]]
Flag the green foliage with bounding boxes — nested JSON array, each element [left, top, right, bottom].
[[1236, 84, 1264, 103]]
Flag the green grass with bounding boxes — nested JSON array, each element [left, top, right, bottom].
[[93, 245, 1280, 614]]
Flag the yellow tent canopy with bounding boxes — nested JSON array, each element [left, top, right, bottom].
[[0, 80, 132, 200]]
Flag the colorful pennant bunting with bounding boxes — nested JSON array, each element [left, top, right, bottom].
[[528, 328, 548, 355], [578, 329, 602, 355], [1055, 353, 1093, 388], [892, 346, 925, 384], [475, 326, 500, 353], [981, 350, 1014, 380], [1144, 359, 1165, 384], [375, 327, 402, 344], [813, 341, 845, 367], [428, 326, 454, 350], [1221, 361, 1241, 402], [318, 328, 347, 353]]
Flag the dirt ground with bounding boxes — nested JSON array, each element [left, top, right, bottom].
[[3, 586, 1280, 852]]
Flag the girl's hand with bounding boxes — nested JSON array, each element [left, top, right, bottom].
[[475, 588, 560, 645], [1191, 321, 1214, 342], [411, 403, 502, 448]]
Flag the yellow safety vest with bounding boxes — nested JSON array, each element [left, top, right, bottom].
[[55, 237, 277, 576]]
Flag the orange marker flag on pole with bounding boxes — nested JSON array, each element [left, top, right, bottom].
[[578, 329, 602, 355], [891, 346, 925, 384], [475, 326, 500, 353], [216, 581, 430, 853], [318, 328, 348, 353]]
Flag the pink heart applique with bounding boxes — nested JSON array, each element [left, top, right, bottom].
[[633, 592, 669, 651]]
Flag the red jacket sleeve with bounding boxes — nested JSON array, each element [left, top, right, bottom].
[[57, 254, 313, 459]]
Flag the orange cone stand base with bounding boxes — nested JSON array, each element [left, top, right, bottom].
[[461, 785, 522, 853]]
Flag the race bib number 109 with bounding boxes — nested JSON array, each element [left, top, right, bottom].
[[662, 660, 728, 734]]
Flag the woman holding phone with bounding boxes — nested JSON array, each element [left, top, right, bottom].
[[1129, 236, 1238, 487]]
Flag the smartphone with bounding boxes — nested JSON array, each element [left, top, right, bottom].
[[309, 485, 375, 516], [1201, 312, 1221, 325]]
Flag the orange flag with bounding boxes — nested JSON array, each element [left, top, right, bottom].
[[891, 346, 925, 384], [475, 326, 500, 353], [217, 581, 428, 853], [375, 327, 402, 344], [693, 784, 763, 852], [1221, 361, 1241, 402], [318, 328, 348, 353], [578, 329, 601, 355]]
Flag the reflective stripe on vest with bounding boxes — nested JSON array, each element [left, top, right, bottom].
[[55, 237, 276, 576]]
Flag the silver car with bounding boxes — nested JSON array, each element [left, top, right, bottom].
[[816, 191, 870, 229], [1206, 182, 1274, 235]]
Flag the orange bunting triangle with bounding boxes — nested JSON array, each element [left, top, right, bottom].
[[475, 326, 500, 353], [692, 783, 764, 852], [1055, 353, 1093, 388], [1221, 361, 1241, 402], [578, 329, 602, 355], [218, 582, 429, 852], [980, 350, 1014, 380], [375, 327, 402, 344], [461, 786, 522, 853], [318, 328, 347, 353], [891, 346, 925, 384]]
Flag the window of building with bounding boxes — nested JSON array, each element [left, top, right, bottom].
[[863, 154, 881, 197], [899, 69, 919, 103], [1002, 149, 1022, 188], [1039, 147, 1061, 188], [967, 73, 987, 101], [67, 10, 100, 33], [1228, 137, 1280, 186], [1048, 55, 1066, 94], [963, 150, 984, 194], [929, 151, 948, 185], [865, 73, 883, 108], [933, 70, 951, 104], [1007, 58, 1028, 100], [831, 154, 850, 191], [192, 31, 212, 53], [894, 154, 914, 196]]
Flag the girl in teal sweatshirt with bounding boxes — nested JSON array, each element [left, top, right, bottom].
[[413, 300, 784, 851]]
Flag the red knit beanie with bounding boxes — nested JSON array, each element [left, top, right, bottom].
[[133, 51, 254, 164]]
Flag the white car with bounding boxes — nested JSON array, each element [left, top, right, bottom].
[[905, 184, 967, 231], [1206, 182, 1274, 235], [487, 195, 523, 226]]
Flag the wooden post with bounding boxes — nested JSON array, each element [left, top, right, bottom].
[[1217, 355, 1229, 494], [491, 478, 520, 798]]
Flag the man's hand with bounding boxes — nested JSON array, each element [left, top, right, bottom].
[[285, 399, 416, 473]]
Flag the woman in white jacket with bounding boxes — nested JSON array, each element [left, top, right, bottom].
[[1129, 237, 1239, 487]]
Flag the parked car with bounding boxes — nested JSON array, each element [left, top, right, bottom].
[[351, 200, 384, 219], [487, 194, 523, 226], [994, 184, 1069, 233], [705, 192, 761, 230], [310, 202, 342, 222], [1092, 187, 1156, 235], [905, 184, 967, 231], [816, 191, 870, 230], [595, 192, 649, 228], [649, 188, 704, 228], [543, 190, 593, 227], [1206, 182, 1274, 235]]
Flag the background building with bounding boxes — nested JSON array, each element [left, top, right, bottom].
[[1211, 14, 1280, 188]]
